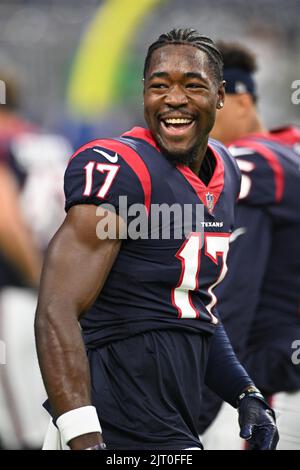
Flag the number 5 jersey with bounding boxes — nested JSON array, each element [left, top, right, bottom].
[[216, 126, 300, 393]]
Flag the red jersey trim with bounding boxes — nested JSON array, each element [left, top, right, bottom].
[[269, 126, 300, 146], [69, 139, 109, 162], [232, 128, 300, 146], [69, 138, 152, 215], [236, 139, 284, 203], [122, 126, 160, 151], [176, 143, 225, 212]]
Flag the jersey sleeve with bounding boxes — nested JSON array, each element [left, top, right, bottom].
[[228, 143, 284, 206], [204, 321, 253, 407], [64, 142, 148, 214]]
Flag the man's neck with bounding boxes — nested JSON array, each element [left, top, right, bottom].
[[247, 114, 267, 135], [188, 136, 209, 176], [224, 115, 267, 146]]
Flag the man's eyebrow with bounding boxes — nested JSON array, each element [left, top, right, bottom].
[[148, 71, 170, 80], [148, 71, 207, 81], [185, 72, 206, 80]]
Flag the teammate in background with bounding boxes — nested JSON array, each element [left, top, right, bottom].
[[0, 73, 70, 448], [0, 73, 44, 449], [200, 42, 300, 450], [0, 73, 41, 287], [35, 29, 278, 450]]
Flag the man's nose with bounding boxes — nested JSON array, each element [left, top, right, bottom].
[[164, 85, 188, 107]]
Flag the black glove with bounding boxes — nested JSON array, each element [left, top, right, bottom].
[[238, 389, 279, 450]]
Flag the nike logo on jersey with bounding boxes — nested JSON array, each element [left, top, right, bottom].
[[230, 227, 247, 243], [93, 148, 119, 163]]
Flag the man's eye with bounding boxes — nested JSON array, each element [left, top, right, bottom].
[[186, 83, 203, 89], [150, 83, 168, 89]]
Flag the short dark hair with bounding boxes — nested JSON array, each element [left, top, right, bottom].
[[216, 41, 257, 74], [216, 41, 258, 102], [144, 28, 223, 84]]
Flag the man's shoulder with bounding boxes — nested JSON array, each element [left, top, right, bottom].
[[228, 135, 285, 205], [67, 127, 158, 168], [209, 137, 238, 165], [63, 129, 155, 214], [208, 137, 230, 156], [120, 126, 160, 151], [208, 137, 241, 183]]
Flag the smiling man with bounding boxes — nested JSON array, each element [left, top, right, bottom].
[[144, 49, 217, 162], [35, 29, 278, 450]]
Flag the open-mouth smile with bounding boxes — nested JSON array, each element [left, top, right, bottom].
[[160, 117, 196, 137]]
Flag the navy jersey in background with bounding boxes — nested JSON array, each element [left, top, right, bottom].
[[199, 126, 300, 433]]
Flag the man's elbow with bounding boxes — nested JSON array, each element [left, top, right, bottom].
[[34, 298, 79, 339], [34, 300, 57, 339]]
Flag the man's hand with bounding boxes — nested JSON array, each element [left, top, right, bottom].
[[238, 395, 279, 450]]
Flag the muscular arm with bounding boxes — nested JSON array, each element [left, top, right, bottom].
[[34, 204, 122, 449], [0, 164, 42, 286]]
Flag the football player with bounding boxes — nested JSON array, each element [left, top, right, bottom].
[[35, 29, 278, 450], [200, 41, 300, 450]]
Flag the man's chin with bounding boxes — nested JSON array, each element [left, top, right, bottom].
[[158, 143, 198, 166]]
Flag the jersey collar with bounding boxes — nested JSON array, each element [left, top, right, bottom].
[[122, 127, 160, 151], [122, 127, 225, 213], [176, 144, 225, 214]]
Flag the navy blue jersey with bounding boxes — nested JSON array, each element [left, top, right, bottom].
[[64, 127, 241, 348], [198, 127, 300, 433], [216, 126, 300, 393]]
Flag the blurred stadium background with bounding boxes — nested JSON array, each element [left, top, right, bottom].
[[1, 0, 299, 137], [0, 0, 299, 449]]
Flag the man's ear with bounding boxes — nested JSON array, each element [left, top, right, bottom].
[[217, 80, 226, 108], [142, 78, 145, 96]]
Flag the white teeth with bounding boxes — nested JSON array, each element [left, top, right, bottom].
[[164, 118, 193, 125]]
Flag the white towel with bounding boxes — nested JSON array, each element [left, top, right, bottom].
[[42, 419, 70, 450]]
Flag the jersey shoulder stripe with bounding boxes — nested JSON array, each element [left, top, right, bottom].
[[122, 126, 160, 151], [68, 137, 152, 215]]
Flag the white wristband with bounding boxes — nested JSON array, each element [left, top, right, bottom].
[[56, 406, 102, 445]]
